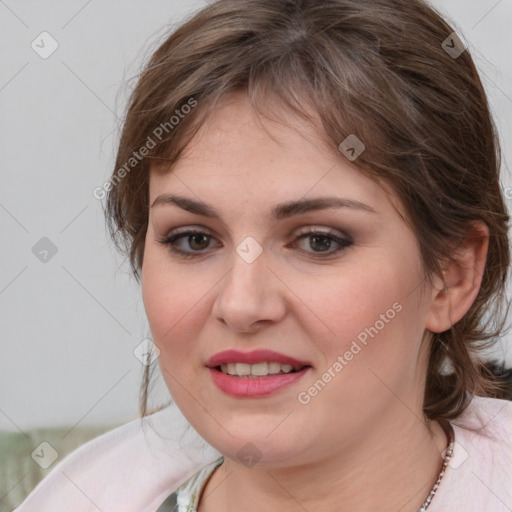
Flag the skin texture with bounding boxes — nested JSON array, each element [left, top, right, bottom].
[[142, 92, 489, 511]]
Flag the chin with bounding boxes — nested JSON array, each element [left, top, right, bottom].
[[206, 427, 310, 468]]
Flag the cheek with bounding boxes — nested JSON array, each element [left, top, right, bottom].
[[141, 248, 203, 365], [296, 267, 426, 431], [301, 256, 424, 370], [142, 260, 210, 411]]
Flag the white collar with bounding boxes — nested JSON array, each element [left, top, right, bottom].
[[14, 402, 221, 512]]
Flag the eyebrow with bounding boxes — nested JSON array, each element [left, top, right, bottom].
[[151, 194, 377, 220]]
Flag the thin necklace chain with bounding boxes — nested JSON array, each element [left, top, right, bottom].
[[418, 425, 455, 511]]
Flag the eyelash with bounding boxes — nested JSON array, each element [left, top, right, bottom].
[[157, 227, 353, 259]]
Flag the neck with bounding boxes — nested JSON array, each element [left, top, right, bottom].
[[198, 410, 450, 512]]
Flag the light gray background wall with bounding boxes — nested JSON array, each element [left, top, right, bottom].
[[1, 0, 511, 431]]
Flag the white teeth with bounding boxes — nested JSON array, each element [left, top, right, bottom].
[[251, 362, 268, 376], [267, 362, 281, 374], [218, 362, 303, 377], [235, 363, 251, 376]]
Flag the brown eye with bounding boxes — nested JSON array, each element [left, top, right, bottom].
[[157, 229, 219, 258], [309, 234, 333, 252], [188, 233, 210, 251], [290, 229, 353, 257]]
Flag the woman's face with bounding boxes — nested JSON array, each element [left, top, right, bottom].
[[142, 93, 437, 468]]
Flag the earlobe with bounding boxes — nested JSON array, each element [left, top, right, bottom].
[[426, 221, 489, 334]]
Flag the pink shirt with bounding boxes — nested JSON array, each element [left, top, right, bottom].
[[430, 396, 512, 511], [14, 396, 512, 512]]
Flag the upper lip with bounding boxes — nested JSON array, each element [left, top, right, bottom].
[[205, 349, 311, 368]]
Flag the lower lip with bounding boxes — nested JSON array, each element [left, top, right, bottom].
[[208, 367, 311, 397]]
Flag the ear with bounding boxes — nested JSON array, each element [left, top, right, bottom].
[[426, 221, 489, 333]]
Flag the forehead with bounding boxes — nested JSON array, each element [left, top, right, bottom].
[[148, 93, 400, 219]]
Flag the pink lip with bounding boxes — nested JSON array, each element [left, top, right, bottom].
[[208, 367, 312, 398], [205, 349, 312, 398], [205, 349, 311, 368]]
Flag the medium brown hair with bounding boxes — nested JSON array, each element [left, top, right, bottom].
[[105, 0, 511, 423]]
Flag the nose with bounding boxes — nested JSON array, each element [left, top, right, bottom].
[[212, 244, 286, 334]]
